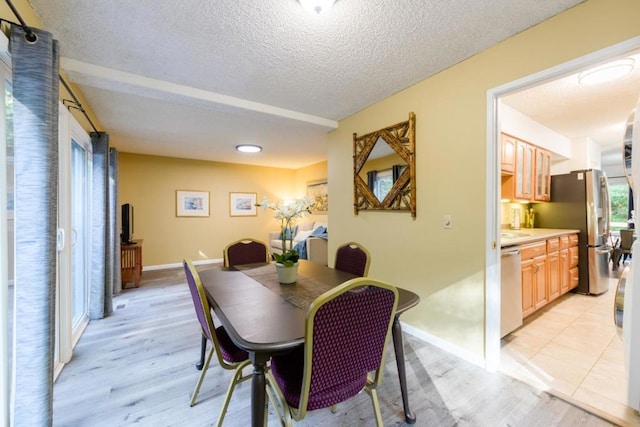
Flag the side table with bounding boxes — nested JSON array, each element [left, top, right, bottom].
[[121, 239, 143, 288]]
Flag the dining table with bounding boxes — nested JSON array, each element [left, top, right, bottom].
[[198, 260, 420, 427]]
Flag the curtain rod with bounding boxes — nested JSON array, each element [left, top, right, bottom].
[[4, 0, 35, 42], [3, 0, 102, 134], [60, 76, 100, 134]]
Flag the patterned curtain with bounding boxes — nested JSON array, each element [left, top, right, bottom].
[[10, 26, 59, 425], [90, 132, 114, 318]]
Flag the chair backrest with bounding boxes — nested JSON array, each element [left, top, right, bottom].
[[223, 238, 269, 267], [620, 229, 634, 250], [334, 242, 371, 277], [183, 260, 216, 342], [297, 278, 398, 414]]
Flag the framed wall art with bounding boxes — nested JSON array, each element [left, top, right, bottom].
[[176, 190, 210, 217], [229, 192, 257, 217], [307, 179, 328, 213]]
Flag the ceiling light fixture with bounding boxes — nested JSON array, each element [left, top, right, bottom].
[[578, 58, 635, 85], [299, 0, 336, 15], [236, 144, 262, 153]]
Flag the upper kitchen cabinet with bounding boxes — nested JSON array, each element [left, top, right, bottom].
[[534, 148, 551, 201], [501, 133, 551, 202], [501, 134, 516, 174]]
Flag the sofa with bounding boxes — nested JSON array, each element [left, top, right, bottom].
[[269, 220, 328, 266]]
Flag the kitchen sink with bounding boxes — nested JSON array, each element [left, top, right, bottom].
[[501, 232, 530, 239]]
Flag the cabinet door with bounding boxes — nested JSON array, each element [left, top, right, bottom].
[[547, 251, 560, 302], [534, 148, 552, 201], [521, 258, 535, 318], [501, 134, 516, 174], [515, 140, 534, 200], [533, 255, 548, 310], [559, 248, 570, 295]]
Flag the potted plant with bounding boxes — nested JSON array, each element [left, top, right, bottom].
[[258, 195, 313, 283]]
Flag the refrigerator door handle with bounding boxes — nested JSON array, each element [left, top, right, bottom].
[[601, 175, 611, 240]]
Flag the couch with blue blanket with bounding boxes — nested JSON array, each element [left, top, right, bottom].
[[268, 220, 328, 266]]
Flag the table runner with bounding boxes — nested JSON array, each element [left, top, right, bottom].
[[233, 262, 336, 311]]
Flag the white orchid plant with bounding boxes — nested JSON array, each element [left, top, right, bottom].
[[258, 195, 314, 266]]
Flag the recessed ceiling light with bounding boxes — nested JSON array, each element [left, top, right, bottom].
[[299, 0, 336, 15], [236, 144, 262, 153], [578, 58, 635, 85]]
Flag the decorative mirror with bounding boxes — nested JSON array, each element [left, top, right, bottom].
[[353, 112, 416, 217]]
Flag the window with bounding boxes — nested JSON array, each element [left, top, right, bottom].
[[373, 169, 393, 200], [609, 177, 632, 230]]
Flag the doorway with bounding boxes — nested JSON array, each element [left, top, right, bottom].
[[488, 37, 640, 422]]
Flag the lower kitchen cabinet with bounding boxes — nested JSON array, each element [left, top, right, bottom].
[[518, 233, 579, 319]]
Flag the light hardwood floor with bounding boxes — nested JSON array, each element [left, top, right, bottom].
[[53, 266, 618, 426]]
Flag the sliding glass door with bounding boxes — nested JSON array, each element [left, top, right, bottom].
[[70, 139, 90, 332]]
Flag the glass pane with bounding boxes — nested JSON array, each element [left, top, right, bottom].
[[71, 140, 88, 327]]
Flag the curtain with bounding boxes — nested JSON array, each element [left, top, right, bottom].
[[90, 132, 114, 318], [110, 148, 121, 295], [629, 187, 635, 229], [367, 170, 377, 191], [10, 26, 59, 425], [392, 164, 403, 182]]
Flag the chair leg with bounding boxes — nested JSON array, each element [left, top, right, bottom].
[[365, 387, 384, 427], [190, 345, 215, 407], [196, 334, 207, 370], [215, 360, 251, 427]]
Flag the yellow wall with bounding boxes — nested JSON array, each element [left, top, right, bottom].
[[328, 0, 640, 357], [119, 153, 327, 265]]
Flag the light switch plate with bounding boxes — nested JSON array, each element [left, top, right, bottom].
[[443, 214, 452, 229]]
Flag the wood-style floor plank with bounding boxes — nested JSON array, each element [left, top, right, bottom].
[[53, 267, 618, 426]]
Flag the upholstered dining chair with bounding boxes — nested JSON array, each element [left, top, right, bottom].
[[182, 259, 251, 423], [266, 277, 399, 426], [334, 242, 371, 277], [619, 229, 635, 264], [223, 238, 269, 267], [193, 238, 269, 372]]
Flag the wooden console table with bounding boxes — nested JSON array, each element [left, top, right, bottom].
[[121, 239, 143, 288]]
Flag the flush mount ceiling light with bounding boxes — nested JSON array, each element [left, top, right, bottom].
[[236, 144, 262, 153], [578, 58, 635, 85], [299, 0, 336, 15]]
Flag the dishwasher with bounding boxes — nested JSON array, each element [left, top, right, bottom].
[[501, 247, 523, 338]]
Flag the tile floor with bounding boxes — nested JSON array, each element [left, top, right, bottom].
[[500, 271, 640, 425]]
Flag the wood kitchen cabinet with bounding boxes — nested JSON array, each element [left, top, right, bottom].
[[534, 148, 551, 201], [501, 134, 516, 174], [515, 139, 535, 200], [501, 133, 550, 202], [518, 233, 579, 319], [547, 237, 560, 302]]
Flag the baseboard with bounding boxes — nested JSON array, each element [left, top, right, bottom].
[[400, 321, 486, 368], [143, 258, 222, 271]]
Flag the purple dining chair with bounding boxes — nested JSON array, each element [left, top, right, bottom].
[[223, 238, 269, 267], [182, 260, 250, 422], [334, 241, 371, 277], [266, 277, 398, 426]]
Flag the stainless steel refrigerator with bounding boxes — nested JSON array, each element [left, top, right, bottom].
[[534, 169, 611, 295]]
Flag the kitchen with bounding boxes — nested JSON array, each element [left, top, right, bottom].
[[497, 50, 640, 424]]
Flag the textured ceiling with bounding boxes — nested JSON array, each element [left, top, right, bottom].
[[28, 0, 585, 168], [503, 51, 640, 168]]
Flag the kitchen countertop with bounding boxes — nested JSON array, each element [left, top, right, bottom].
[[500, 228, 580, 247]]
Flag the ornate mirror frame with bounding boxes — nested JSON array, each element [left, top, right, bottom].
[[353, 112, 416, 217]]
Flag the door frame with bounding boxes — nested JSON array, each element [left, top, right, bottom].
[[485, 36, 640, 370]]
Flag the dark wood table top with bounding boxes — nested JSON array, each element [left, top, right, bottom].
[[198, 260, 420, 354]]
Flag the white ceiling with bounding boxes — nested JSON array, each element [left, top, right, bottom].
[[502, 52, 640, 169], [28, 0, 587, 169]]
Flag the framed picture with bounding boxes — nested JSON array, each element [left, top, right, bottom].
[[307, 179, 328, 213], [176, 190, 210, 217], [229, 192, 257, 217]]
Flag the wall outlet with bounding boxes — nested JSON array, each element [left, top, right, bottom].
[[443, 214, 452, 229]]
